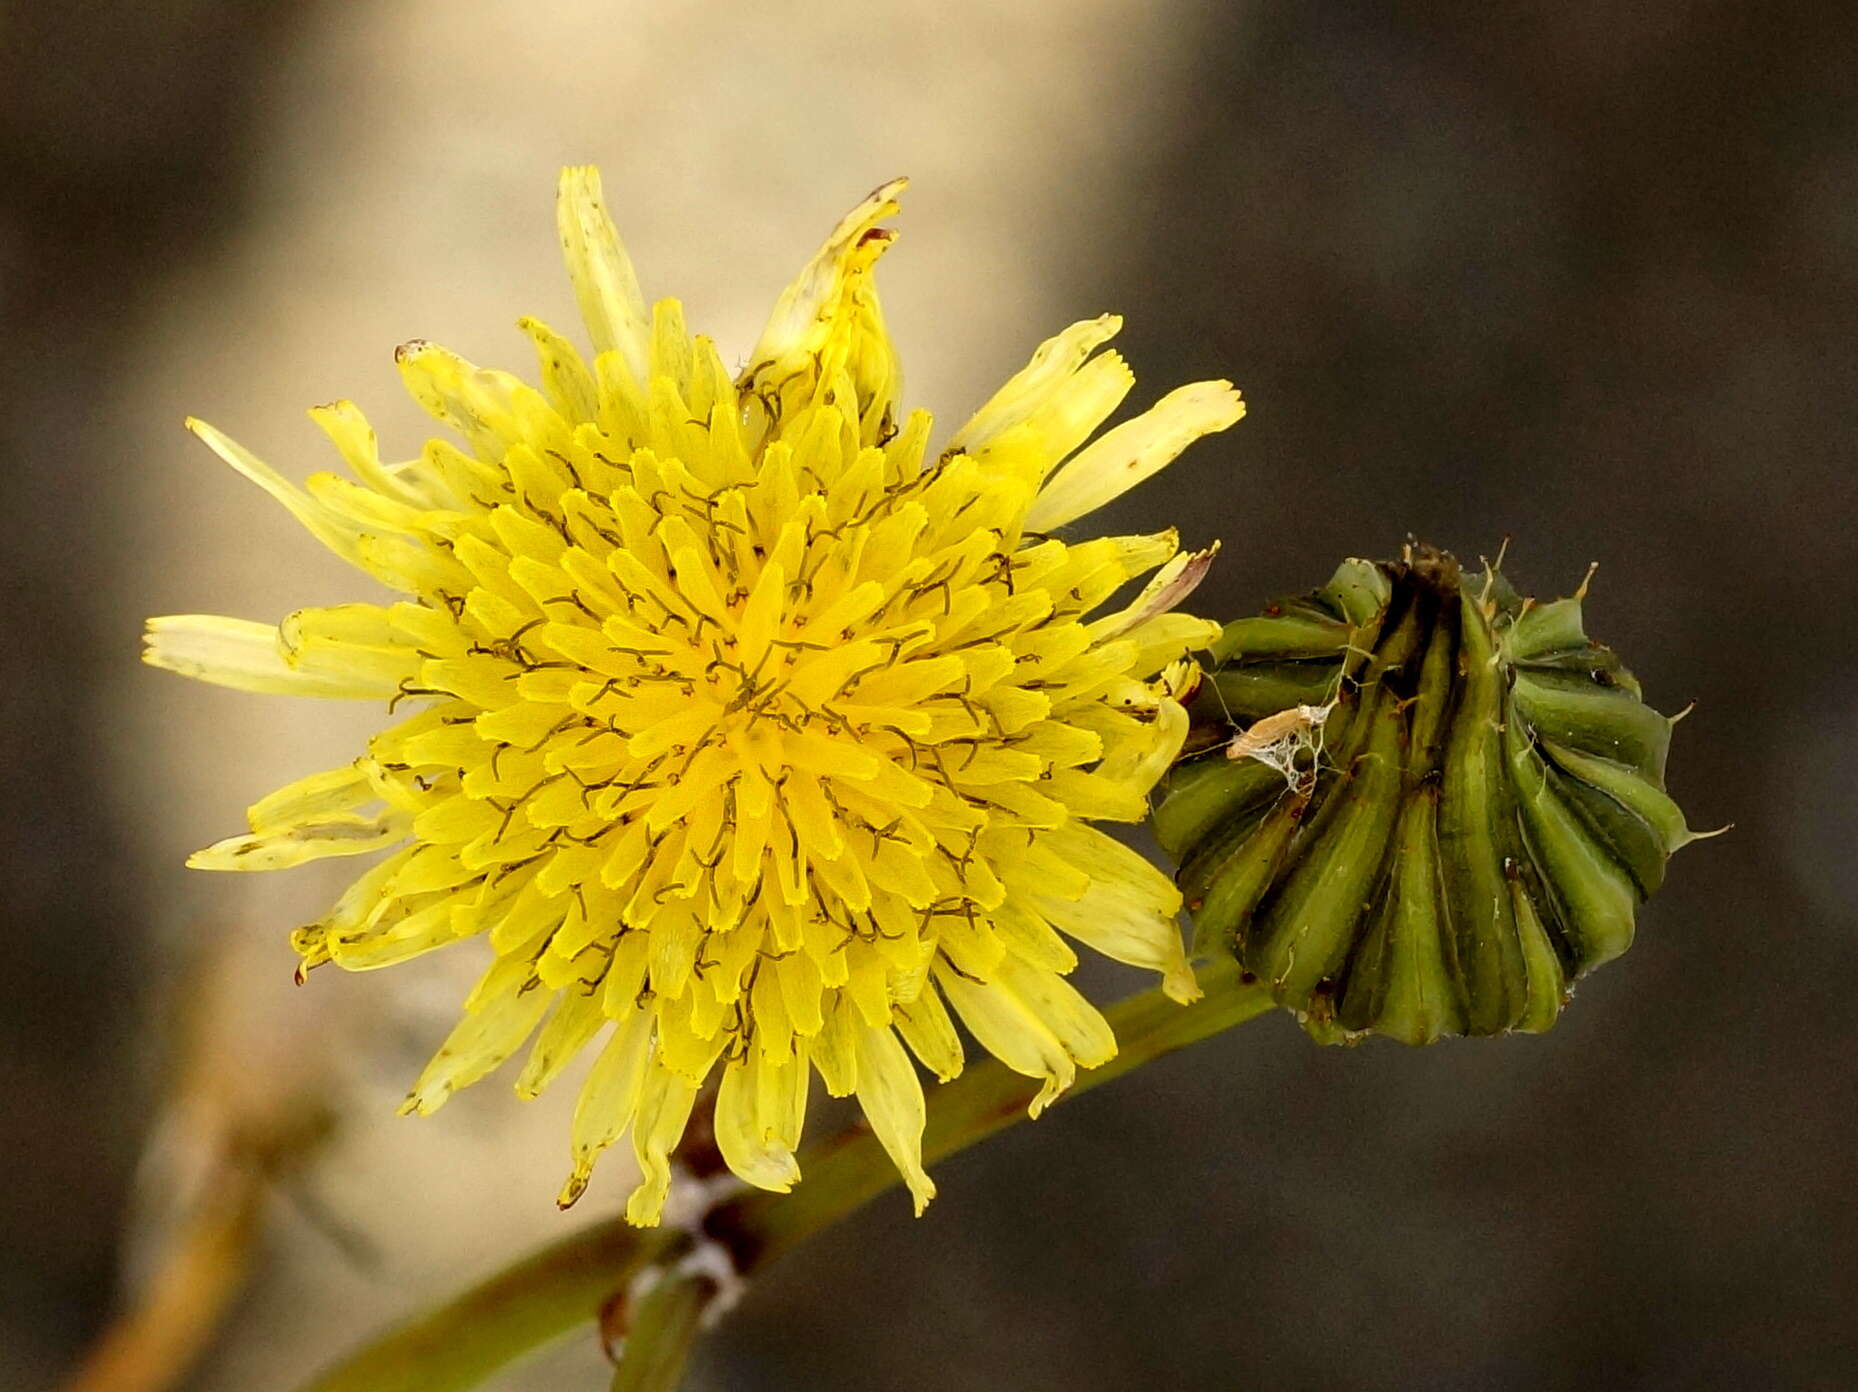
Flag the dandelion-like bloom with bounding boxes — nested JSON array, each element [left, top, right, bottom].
[[146, 170, 1243, 1222]]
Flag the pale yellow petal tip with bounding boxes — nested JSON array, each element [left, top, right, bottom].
[[1170, 380, 1246, 438], [183, 839, 245, 872], [182, 414, 244, 455], [1027, 381, 1248, 532], [1159, 660, 1204, 703], [1026, 1070, 1073, 1120], [397, 1087, 446, 1119], [737, 1151, 801, 1194], [139, 618, 167, 667], [1162, 961, 1204, 1005], [905, 1172, 938, 1217], [739, 175, 912, 437], [844, 175, 909, 230], [624, 1181, 669, 1227], [182, 416, 227, 453], [556, 1170, 591, 1211], [556, 166, 610, 224], [1145, 380, 1246, 445], [1050, 312, 1125, 353], [765, 176, 908, 321], [810, 179, 907, 298]]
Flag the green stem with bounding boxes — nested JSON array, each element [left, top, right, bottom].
[[721, 955, 1273, 1263], [607, 1263, 712, 1392], [295, 1222, 676, 1392], [296, 960, 1274, 1392]]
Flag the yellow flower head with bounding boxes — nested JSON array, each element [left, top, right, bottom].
[[146, 169, 1243, 1223]]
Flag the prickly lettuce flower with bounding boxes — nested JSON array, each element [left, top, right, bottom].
[[145, 170, 1243, 1222]]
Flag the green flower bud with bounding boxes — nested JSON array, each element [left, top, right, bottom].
[[1154, 544, 1705, 1045]]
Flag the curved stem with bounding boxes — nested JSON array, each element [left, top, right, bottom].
[[296, 960, 1274, 1392], [716, 955, 1273, 1265], [296, 1221, 677, 1392], [607, 1264, 712, 1392]]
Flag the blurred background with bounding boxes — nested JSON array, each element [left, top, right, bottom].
[[4, 1, 1855, 1388]]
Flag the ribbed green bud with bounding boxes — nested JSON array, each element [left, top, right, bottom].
[[1154, 544, 1703, 1045]]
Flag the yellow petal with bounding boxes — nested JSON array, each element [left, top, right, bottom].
[[245, 763, 373, 833], [1014, 349, 1135, 469], [809, 993, 863, 1096], [393, 341, 521, 458], [892, 983, 965, 1082], [187, 811, 407, 872], [715, 1050, 802, 1194], [327, 896, 458, 971], [1092, 695, 1192, 803], [854, 1024, 936, 1214], [936, 963, 1076, 1117], [307, 399, 421, 503], [279, 604, 423, 691], [402, 973, 551, 1115], [517, 315, 600, 426], [625, 1064, 701, 1225], [515, 988, 607, 1099], [950, 315, 1123, 455], [558, 1008, 653, 1209], [1026, 381, 1245, 531], [993, 955, 1117, 1072], [1026, 822, 1199, 1003], [1118, 614, 1226, 683], [742, 178, 906, 443], [185, 418, 366, 565], [556, 166, 652, 385], [143, 615, 400, 699], [1090, 542, 1220, 642]]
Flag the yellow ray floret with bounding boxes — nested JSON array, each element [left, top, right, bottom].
[[145, 167, 1244, 1223]]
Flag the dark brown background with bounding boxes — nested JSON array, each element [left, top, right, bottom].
[[4, 2, 1854, 1389]]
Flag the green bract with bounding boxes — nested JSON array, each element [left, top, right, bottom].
[[1155, 545, 1700, 1045]]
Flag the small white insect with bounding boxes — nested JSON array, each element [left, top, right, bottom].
[[1225, 700, 1336, 790]]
